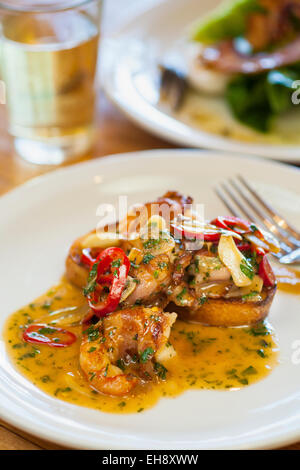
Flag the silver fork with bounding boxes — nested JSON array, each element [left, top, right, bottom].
[[215, 175, 300, 265], [159, 65, 187, 110]]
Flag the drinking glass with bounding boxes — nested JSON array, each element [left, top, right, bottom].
[[0, 0, 102, 164]]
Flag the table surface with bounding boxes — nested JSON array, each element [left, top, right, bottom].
[[0, 0, 298, 451]]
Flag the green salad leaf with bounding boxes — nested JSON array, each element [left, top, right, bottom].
[[225, 64, 300, 132], [191, 0, 264, 44]]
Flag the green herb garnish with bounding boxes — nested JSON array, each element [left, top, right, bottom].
[[140, 347, 154, 363], [240, 258, 254, 280]]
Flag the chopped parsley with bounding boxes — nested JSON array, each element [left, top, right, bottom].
[[83, 260, 99, 297], [142, 253, 154, 264], [199, 294, 208, 305], [143, 239, 160, 250], [158, 261, 168, 270], [247, 323, 269, 337], [111, 258, 121, 268], [240, 258, 254, 280], [241, 366, 258, 376], [37, 327, 56, 335], [103, 364, 109, 377], [40, 375, 51, 383], [242, 291, 259, 301], [257, 349, 266, 358], [176, 287, 187, 304], [116, 358, 125, 371], [154, 362, 168, 380], [54, 387, 72, 396], [83, 325, 100, 342], [140, 347, 154, 363]]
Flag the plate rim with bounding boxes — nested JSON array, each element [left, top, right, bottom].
[[1, 148, 300, 450], [1, 148, 299, 204]]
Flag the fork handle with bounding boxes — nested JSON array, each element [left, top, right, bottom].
[[279, 248, 300, 265]]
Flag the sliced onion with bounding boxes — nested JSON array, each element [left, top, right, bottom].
[[196, 281, 231, 298], [218, 235, 253, 287], [244, 233, 270, 252], [147, 215, 167, 231], [259, 229, 281, 254], [39, 304, 90, 327], [225, 275, 263, 300], [81, 232, 121, 249], [172, 215, 242, 241], [156, 344, 176, 362], [141, 229, 175, 256], [120, 276, 137, 302], [245, 230, 280, 254]]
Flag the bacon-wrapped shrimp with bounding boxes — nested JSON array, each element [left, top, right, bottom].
[[80, 306, 177, 396]]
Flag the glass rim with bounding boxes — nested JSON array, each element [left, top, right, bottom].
[[0, 0, 99, 13]]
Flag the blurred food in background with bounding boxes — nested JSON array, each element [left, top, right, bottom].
[[163, 0, 300, 133]]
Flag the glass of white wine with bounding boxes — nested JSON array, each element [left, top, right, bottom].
[[0, 0, 102, 164]]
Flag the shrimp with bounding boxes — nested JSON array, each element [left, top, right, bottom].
[[124, 253, 173, 307], [119, 191, 193, 235], [66, 191, 193, 293], [167, 249, 233, 309], [80, 306, 177, 397]]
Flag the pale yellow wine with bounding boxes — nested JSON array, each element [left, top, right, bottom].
[[1, 10, 99, 141]]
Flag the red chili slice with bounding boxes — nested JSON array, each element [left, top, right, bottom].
[[173, 225, 219, 241], [211, 216, 252, 234], [86, 247, 130, 317], [212, 215, 267, 239], [23, 324, 76, 348], [173, 221, 241, 242], [236, 242, 265, 256], [259, 255, 276, 287], [81, 248, 98, 267]]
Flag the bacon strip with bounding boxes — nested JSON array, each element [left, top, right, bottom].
[[200, 36, 300, 75]]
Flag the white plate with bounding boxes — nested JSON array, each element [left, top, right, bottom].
[[1, 150, 300, 450], [102, 0, 300, 162]]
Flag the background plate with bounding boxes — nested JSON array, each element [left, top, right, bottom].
[[102, 0, 300, 161], [0, 150, 300, 449]]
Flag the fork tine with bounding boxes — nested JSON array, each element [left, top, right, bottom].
[[215, 184, 283, 259], [219, 181, 291, 255], [228, 178, 295, 252], [221, 181, 266, 226], [237, 174, 300, 241], [214, 187, 240, 217]]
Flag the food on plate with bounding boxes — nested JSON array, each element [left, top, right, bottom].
[[178, 0, 300, 132], [4, 191, 281, 413], [66, 192, 279, 327], [80, 307, 176, 396]]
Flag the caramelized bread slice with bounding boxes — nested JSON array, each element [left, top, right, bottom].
[[65, 234, 90, 288], [168, 286, 277, 327], [66, 235, 277, 327]]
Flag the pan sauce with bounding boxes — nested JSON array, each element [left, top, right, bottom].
[[4, 277, 280, 414]]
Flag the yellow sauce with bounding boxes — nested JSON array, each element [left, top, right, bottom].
[[274, 266, 300, 295], [4, 278, 279, 414]]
